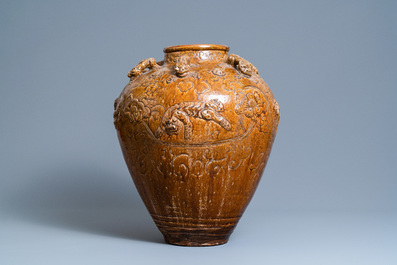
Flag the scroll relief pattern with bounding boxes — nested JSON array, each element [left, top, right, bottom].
[[235, 86, 273, 133], [124, 118, 265, 183], [155, 144, 257, 182], [115, 95, 164, 128], [120, 112, 262, 183]]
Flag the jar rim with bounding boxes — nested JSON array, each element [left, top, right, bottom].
[[164, 44, 230, 53]]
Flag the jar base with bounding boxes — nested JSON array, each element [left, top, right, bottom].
[[152, 214, 237, 247], [163, 232, 230, 247]]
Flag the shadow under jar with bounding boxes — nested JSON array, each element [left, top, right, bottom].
[[114, 44, 280, 246]]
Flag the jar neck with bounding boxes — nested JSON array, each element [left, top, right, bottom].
[[163, 44, 229, 64]]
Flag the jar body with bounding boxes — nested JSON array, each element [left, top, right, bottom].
[[114, 45, 280, 246]]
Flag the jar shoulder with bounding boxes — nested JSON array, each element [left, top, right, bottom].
[[118, 62, 275, 101]]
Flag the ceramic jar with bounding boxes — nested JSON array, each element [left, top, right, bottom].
[[114, 44, 280, 246]]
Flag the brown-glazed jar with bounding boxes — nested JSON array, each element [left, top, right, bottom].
[[114, 44, 280, 246]]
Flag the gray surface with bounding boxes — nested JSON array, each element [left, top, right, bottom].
[[1, 0, 396, 264]]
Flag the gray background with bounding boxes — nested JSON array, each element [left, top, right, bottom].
[[1, 0, 396, 264]]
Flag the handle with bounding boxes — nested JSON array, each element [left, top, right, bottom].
[[227, 54, 258, 77], [128, 58, 159, 78]]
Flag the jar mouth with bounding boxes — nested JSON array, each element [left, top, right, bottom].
[[164, 44, 230, 53]]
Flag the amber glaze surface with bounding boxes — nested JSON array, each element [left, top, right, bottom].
[[114, 44, 280, 246]]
